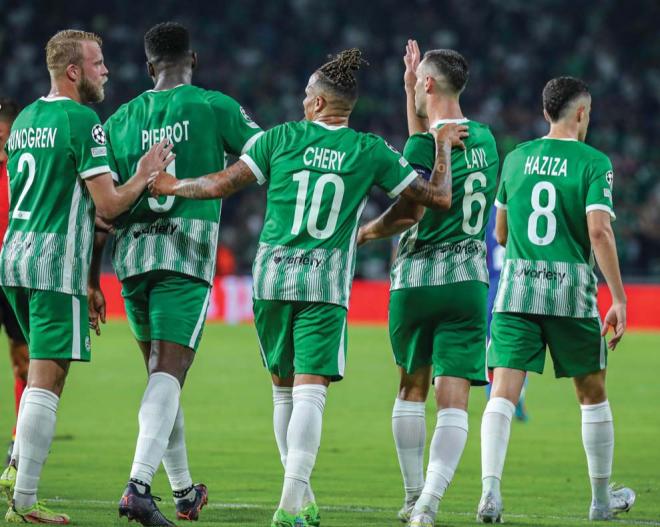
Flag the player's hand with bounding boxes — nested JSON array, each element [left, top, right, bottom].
[[148, 170, 178, 197], [94, 214, 115, 234], [431, 123, 468, 150], [137, 140, 175, 181], [357, 227, 368, 247], [601, 302, 626, 350], [403, 39, 421, 92], [88, 286, 106, 336]]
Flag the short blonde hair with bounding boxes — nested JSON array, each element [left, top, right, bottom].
[[46, 30, 102, 76]]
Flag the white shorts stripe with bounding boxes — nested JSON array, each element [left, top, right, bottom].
[[188, 288, 212, 349], [337, 317, 346, 377], [72, 296, 81, 360]]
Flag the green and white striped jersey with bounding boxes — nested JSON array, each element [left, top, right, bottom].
[[493, 137, 615, 318], [0, 97, 110, 295], [241, 120, 418, 308], [105, 84, 263, 284], [390, 119, 499, 290]]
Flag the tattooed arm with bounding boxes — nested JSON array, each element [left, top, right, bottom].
[[358, 123, 466, 245], [148, 159, 257, 200]]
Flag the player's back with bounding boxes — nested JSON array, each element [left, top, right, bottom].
[[105, 84, 262, 284], [0, 97, 108, 295], [244, 120, 417, 307], [391, 120, 499, 289], [494, 137, 615, 317]]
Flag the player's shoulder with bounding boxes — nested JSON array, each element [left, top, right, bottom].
[[574, 141, 611, 165], [62, 99, 100, 122], [104, 100, 132, 129], [358, 131, 403, 156], [199, 87, 242, 110]]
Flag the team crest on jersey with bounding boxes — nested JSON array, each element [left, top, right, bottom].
[[91, 124, 106, 145], [605, 170, 614, 188]]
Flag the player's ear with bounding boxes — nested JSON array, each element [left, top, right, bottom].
[[543, 108, 552, 124], [314, 95, 326, 114], [191, 52, 197, 70], [576, 105, 586, 123], [65, 63, 80, 83], [424, 75, 434, 94], [146, 61, 155, 79]]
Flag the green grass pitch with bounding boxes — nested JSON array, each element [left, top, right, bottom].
[[0, 322, 658, 526]]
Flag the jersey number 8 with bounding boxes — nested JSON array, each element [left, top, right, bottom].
[[528, 181, 557, 245], [148, 158, 177, 212]]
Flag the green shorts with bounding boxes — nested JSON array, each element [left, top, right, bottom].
[[489, 312, 607, 378], [2, 286, 90, 361], [389, 281, 488, 385], [253, 299, 348, 381], [121, 270, 211, 351]]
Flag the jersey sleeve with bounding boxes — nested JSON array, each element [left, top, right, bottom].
[[494, 155, 511, 209], [239, 126, 277, 185], [207, 92, 264, 157], [102, 119, 121, 184], [69, 107, 111, 180], [373, 138, 419, 198], [403, 133, 434, 170], [586, 155, 615, 220]]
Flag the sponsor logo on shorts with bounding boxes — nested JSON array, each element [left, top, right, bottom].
[[513, 266, 567, 284], [132, 221, 179, 239], [272, 254, 323, 268], [85, 336, 91, 352]]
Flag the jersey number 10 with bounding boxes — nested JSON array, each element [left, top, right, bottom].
[[291, 170, 344, 240]]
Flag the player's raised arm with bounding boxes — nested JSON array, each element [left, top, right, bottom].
[[588, 210, 627, 349], [85, 139, 174, 221], [148, 158, 257, 200], [404, 39, 428, 136]]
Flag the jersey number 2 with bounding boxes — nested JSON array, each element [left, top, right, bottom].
[[12, 153, 36, 221], [291, 170, 344, 240]]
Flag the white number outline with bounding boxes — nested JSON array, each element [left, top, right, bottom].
[[528, 181, 557, 246], [461, 171, 487, 235], [148, 158, 176, 212], [291, 170, 345, 240], [12, 153, 36, 220]]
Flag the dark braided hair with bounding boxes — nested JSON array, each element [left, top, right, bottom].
[[315, 48, 368, 104], [543, 76, 590, 121]]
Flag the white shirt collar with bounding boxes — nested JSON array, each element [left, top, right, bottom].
[[146, 84, 186, 93], [312, 120, 348, 130], [542, 136, 578, 142], [40, 96, 71, 102], [430, 117, 469, 128]]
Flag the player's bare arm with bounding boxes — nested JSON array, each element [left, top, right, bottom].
[[587, 210, 627, 349], [399, 123, 466, 209], [87, 226, 108, 336], [404, 39, 428, 135], [148, 159, 257, 200], [357, 197, 424, 246], [495, 207, 508, 246], [86, 139, 174, 220]]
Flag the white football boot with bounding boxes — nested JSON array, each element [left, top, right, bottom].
[[476, 491, 503, 523], [589, 484, 636, 521], [408, 506, 435, 527]]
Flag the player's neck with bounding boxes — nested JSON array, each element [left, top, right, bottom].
[[313, 113, 349, 128], [153, 71, 192, 91], [47, 82, 79, 102], [546, 122, 579, 140], [426, 97, 463, 125]]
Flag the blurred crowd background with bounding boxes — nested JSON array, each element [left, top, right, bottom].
[[1, 0, 658, 280]]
